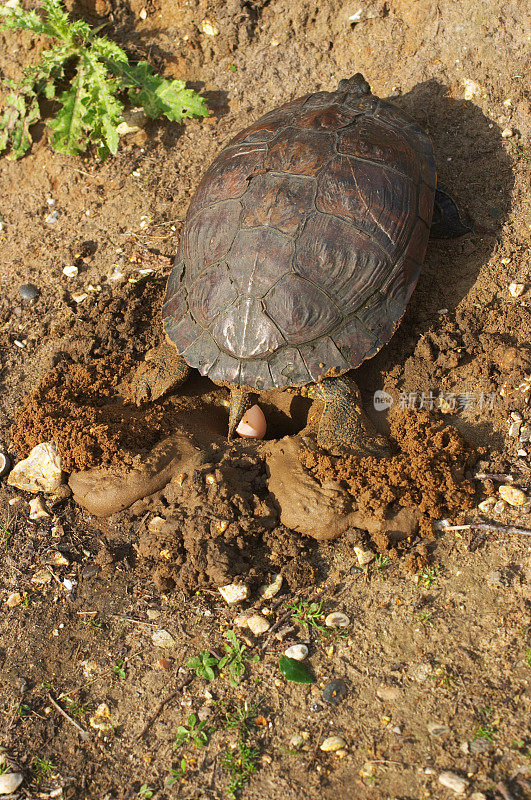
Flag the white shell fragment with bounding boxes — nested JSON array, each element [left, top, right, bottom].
[[89, 702, 114, 733], [320, 735, 347, 752], [0, 451, 10, 478], [258, 573, 283, 599], [284, 644, 308, 661], [246, 614, 270, 635], [353, 546, 374, 566], [219, 583, 249, 604], [236, 404, 267, 439], [438, 771, 468, 795], [499, 485, 527, 507], [7, 441, 63, 493], [62, 265, 79, 277], [325, 612, 350, 628]]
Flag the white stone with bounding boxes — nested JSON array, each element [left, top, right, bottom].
[[499, 485, 527, 507], [8, 442, 63, 493], [438, 771, 468, 794], [201, 18, 219, 36], [0, 772, 23, 794], [462, 78, 484, 101], [320, 735, 347, 752], [258, 573, 283, 599], [508, 282, 525, 297], [246, 614, 270, 635], [29, 497, 50, 520], [353, 546, 374, 566], [219, 583, 249, 604], [5, 592, 22, 608], [151, 629, 176, 648], [470, 793, 487, 800], [284, 644, 308, 661], [325, 612, 349, 628], [501, 127, 513, 138], [62, 265, 79, 277], [31, 568, 52, 585]]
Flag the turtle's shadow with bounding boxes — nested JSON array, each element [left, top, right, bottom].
[[358, 79, 514, 426]]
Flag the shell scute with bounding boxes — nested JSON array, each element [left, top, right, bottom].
[[264, 274, 342, 345], [241, 173, 316, 235], [225, 227, 294, 297]]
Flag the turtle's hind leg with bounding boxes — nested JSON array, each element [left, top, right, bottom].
[[130, 342, 190, 405], [227, 387, 252, 440], [307, 376, 390, 457]]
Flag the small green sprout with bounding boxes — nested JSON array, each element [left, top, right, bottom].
[[222, 742, 259, 797], [218, 630, 259, 687], [0, 763, 10, 775], [288, 599, 328, 635], [0, 0, 208, 159], [138, 783, 154, 798], [186, 650, 219, 681], [15, 702, 31, 717], [112, 659, 126, 679], [174, 713, 211, 749], [224, 700, 261, 735], [32, 757, 56, 783], [473, 725, 496, 742], [525, 648, 531, 667], [167, 758, 188, 785], [417, 565, 441, 589]]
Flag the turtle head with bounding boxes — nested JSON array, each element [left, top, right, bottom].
[[337, 74, 371, 95]]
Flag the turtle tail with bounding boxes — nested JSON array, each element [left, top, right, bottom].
[[337, 74, 371, 95]]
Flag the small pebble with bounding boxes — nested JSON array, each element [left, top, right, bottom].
[[519, 425, 530, 442], [438, 771, 468, 794], [31, 568, 52, 585], [246, 614, 270, 636], [325, 612, 349, 628], [376, 685, 401, 702], [47, 551, 69, 567], [508, 282, 525, 297], [353, 546, 374, 566], [322, 678, 348, 705], [19, 283, 39, 300], [289, 733, 305, 748], [155, 657, 172, 670], [470, 793, 487, 800], [62, 265, 79, 278], [493, 499, 506, 514], [5, 592, 22, 608], [284, 644, 308, 661], [517, 448, 527, 456], [258, 573, 283, 599], [201, 18, 219, 35], [45, 209, 59, 223], [501, 127, 513, 138], [508, 420, 521, 437], [499, 485, 527, 507], [0, 772, 23, 795], [71, 292, 88, 303], [89, 702, 113, 733], [219, 583, 249, 604], [8, 441, 63, 493], [151, 629, 176, 648], [470, 737, 492, 755], [0, 451, 10, 478], [146, 609, 161, 620], [29, 497, 50, 520], [320, 735, 347, 752], [477, 498, 496, 513], [139, 7, 147, 19], [428, 722, 450, 736]]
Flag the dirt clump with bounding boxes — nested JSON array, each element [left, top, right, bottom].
[[301, 410, 478, 551]]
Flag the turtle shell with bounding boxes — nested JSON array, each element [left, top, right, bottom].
[[163, 77, 436, 391]]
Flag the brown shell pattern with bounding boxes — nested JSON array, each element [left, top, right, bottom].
[[163, 84, 436, 390]]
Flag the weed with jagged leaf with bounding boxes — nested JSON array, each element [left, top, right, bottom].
[[0, 0, 208, 159]]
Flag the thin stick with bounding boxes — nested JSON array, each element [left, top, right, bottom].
[[444, 523, 531, 536], [475, 472, 529, 487], [136, 674, 194, 739], [48, 693, 89, 742]]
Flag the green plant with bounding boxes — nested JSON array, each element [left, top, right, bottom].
[[288, 599, 328, 635], [218, 630, 259, 687], [64, 696, 90, 719], [112, 659, 126, 679], [167, 758, 188, 785], [138, 784, 154, 799], [15, 702, 31, 716], [0, 0, 208, 159], [0, 763, 9, 775], [186, 650, 219, 681], [81, 615, 103, 629], [473, 725, 496, 742], [173, 713, 212, 749], [21, 592, 31, 607], [417, 565, 441, 589], [222, 742, 259, 797], [417, 611, 434, 625], [32, 757, 56, 783], [0, 523, 13, 548], [525, 648, 531, 667], [224, 700, 260, 736]]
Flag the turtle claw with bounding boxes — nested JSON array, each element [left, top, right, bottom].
[[129, 343, 190, 405]]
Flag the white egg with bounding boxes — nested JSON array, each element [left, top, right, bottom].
[[236, 404, 267, 439]]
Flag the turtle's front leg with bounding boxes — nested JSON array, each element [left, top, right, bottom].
[[130, 342, 190, 405], [306, 376, 390, 457]]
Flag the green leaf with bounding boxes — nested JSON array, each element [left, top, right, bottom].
[[278, 655, 315, 684], [0, 91, 40, 159], [48, 59, 90, 155]]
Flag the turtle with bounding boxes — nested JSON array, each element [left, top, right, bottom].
[[131, 74, 469, 455]]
